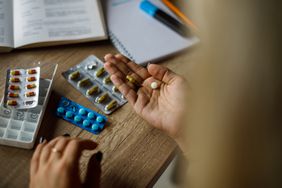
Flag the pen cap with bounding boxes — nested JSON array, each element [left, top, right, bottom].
[[140, 0, 158, 16]]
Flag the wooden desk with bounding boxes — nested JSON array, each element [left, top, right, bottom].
[[0, 41, 193, 188]]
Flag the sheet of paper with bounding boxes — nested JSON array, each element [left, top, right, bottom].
[[13, 0, 106, 48], [0, 0, 13, 47]]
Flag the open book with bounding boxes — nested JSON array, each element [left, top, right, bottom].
[[0, 0, 107, 52]]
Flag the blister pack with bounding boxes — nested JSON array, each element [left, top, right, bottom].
[[4, 67, 40, 109], [56, 97, 107, 135], [62, 55, 127, 114]]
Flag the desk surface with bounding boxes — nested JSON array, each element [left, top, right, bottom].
[[0, 41, 193, 188]]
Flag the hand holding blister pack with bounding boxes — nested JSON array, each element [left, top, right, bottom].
[[4, 67, 40, 109], [62, 55, 127, 114]]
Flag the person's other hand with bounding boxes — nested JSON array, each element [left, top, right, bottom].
[[30, 137, 101, 188], [104, 54, 188, 139]]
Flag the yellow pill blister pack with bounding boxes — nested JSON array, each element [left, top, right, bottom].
[[62, 55, 127, 114], [3, 67, 41, 109]]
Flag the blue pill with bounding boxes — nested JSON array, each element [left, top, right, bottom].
[[74, 115, 82, 122], [96, 116, 104, 123], [57, 107, 65, 114], [66, 111, 73, 119], [83, 120, 91, 127], [91, 124, 99, 131], [79, 109, 87, 115], [87, 112, 95, 119]]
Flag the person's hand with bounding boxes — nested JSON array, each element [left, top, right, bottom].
[[30, 136, 101, 188], [104, 54, 188, 140]]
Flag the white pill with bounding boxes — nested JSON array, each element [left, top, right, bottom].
[[150, 82, 158, 89]]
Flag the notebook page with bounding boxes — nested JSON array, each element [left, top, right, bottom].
[[106, 0, 198, 65]]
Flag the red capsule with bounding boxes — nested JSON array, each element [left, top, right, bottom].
[[10, 70, 21, 76], [9, 85, 20, 90], [10, 77, 21, 83], [8, 92, 19, 98], [26, 84, 36, 89], [25, 91, 36, 97], [27, 69, 37, 74], [27, 77, 36, 82], [7, 100, 17, 106]]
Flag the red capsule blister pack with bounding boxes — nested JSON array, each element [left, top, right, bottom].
[[3, 67, 40, 109]]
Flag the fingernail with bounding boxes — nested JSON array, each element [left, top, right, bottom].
[[63, 133, 70, 137], [39, 137, 46, 144], [95, 151, 103, 162]]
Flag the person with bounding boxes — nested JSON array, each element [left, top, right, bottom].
[[29, 53, 189, 188]]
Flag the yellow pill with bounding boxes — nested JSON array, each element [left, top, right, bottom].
[[95, 93, 108, 103], [112, 86, 119, 93], [10, 70, 21, 76], [105, 100, 117, 111], [126, 75, 138, 85], [86, 86, 99, 96], [78, 78, 91, 87], [103, 76, 112, 84], [7, 100, 17, 106], [69, 71, 80, 80], [95, 67, 105, 77]]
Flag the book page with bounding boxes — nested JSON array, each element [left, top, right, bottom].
[[0, 0, 13, 47], [13, 0, 106, 48]]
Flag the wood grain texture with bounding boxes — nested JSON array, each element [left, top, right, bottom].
[[0, 41, 194, 188]]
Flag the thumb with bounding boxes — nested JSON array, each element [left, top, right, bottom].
[[147, 64, 177, 84], [83, 152, 103, 188]]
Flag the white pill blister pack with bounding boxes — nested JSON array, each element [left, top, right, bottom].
[[0, 64, 57, 149]]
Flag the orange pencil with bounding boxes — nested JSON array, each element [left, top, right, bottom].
[[161, 0, 198, 31]]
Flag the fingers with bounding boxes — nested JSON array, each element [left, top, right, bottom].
[[147, 64, 178, 84], [110, 75, 137, 105], [114, 54, 150, 79], [62, 139, 98, 164], [39, 137, 61, 165], [30, 140, 47, 176], [83, 152, 103, 188]]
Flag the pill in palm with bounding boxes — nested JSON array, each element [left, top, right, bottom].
[[150, 81, 158, 89]]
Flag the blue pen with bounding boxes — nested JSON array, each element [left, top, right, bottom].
[[140, 0, 189, 37]]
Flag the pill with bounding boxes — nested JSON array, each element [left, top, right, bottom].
[[27, 69, 37, 74], [8, 92, 19, 98], [66, 111, 73, 119], [79, 109, 87, 116], [87, 112, 96, 119], [150, 82, 158, 89], [96, 116, 104, 123], [103, 76, 111, 84], [10, 70, 21, 76], [112, 86, 119, 93], [69, 71, 80, 80], [27, 77, 36, 82], [57, 107, 65, 114], [126, 75, 138, 85], [25, 91, 36, 97], [26, 84, 36, 89], [95, 67, 105, 77], [92, 124, 99, 131], [7, 100, 17, 106], [95, 93, 108, 103], [9, 85, 20, 90], [10, 77, 20, 83], [86, 86, 99, 96], [105, 100, 117, 111], [83, 120, 91, 127], [74, 115, 82, 123], [78, 78, 91, 87]]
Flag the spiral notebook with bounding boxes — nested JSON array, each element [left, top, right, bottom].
[[105, 0, 199, 65]]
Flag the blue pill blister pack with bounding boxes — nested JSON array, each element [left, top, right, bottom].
[[56, 97, 107, 134]]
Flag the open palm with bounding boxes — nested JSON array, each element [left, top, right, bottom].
[[104, 54, 188, 138]]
